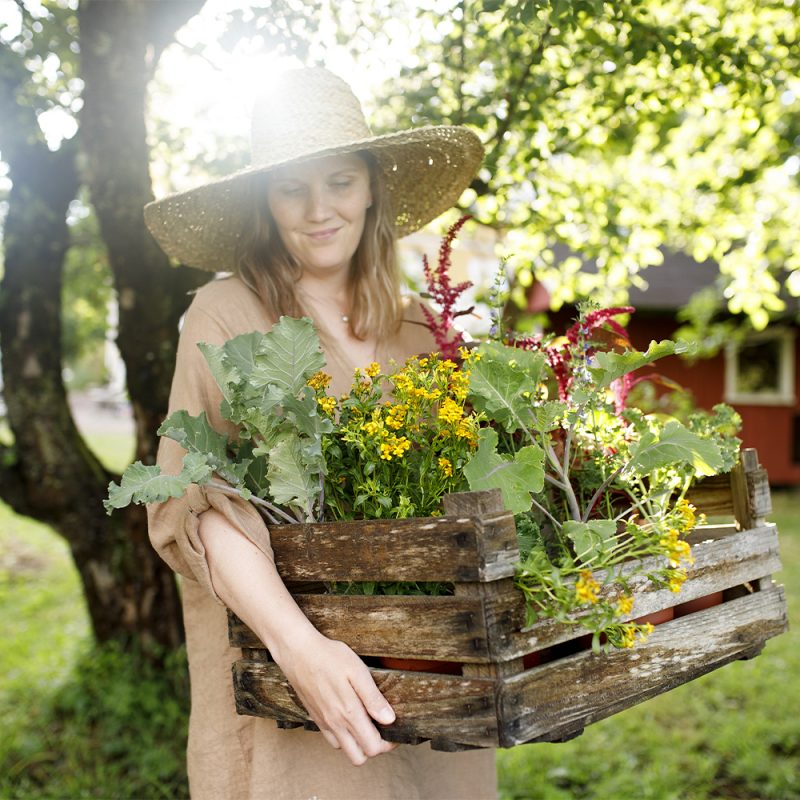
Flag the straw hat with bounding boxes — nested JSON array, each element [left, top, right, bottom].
[[143, 67, 484, 272]]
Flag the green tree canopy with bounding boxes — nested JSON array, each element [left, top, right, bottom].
[[364, 0, 800, 332]]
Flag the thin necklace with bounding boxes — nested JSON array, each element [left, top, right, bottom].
[[298, 287, 350, 323]]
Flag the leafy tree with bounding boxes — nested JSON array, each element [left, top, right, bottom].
[[0, 0, 205, 651], [367, 0, 800, 332]]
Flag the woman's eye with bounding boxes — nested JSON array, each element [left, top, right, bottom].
[[280, 185, 305, 196], [330, 179, 353, 189]]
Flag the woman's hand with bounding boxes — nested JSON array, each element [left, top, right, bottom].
[[274, 627, 398, 765], [197, 509, 397, 765]]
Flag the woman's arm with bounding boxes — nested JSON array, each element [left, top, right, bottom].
[[197, 509, 397, 766]]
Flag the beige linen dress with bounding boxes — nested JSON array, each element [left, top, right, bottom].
[[147, 276, 498, 800]]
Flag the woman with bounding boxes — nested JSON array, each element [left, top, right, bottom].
[[144, 67, 495, 799]]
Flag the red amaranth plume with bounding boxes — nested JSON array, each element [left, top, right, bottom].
[[420, 215, 474, 360], [565, 306, 634, 344]]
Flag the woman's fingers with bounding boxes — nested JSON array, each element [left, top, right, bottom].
[[277, 634, 399, 765], [350, 668, 396, 726]]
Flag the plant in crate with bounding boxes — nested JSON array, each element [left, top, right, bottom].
[[106, 219, 741, 652]]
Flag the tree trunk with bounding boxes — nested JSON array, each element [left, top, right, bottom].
[[79, 0, 207, 466], [0, 0, 205, 652]]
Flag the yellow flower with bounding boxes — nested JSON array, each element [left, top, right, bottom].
[[438, 397, 463, 424], [620, 624, 637, 648], [660, 532, 694, 567], [455, 418, 478, 446], [307, 371, 332, 391], [317, 396, 336, 415], [365, 362, 381, 379], [575, 570, 600, 604], [380, 435, 411, 461], [385, 404, 407, 430], [676, 499, 697, 532], [639, 622, 654, 641], [438, 457, 453, 477], [668, 569, 688, 593], [392, 372, 414, 394], [363, 419, 383, 438], [449, 371, 470, 401], [616, 594, 634, 616], [418, 357, 429, 368]]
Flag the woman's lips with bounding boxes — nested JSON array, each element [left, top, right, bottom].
[[306, 227, 340, 241]]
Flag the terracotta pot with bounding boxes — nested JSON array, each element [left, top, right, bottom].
[[634, 607, 675, 626], [674, 591, 724, 618], [378, 656, 462, 675]]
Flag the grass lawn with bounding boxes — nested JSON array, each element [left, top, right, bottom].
[[0, 431, 797, 799]]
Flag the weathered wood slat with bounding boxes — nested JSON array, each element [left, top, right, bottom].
[[686, 473, 735, 518], [499, 583, 788, 746], [263, 505, 517, 583], [503, 522, 781, 658], [230, 595, 493, 661], [233, 659, 501, 747]]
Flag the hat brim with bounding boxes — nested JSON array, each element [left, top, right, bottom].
[[143, 126, 484, 272]]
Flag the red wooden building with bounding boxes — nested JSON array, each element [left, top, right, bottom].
[[539, 251, 800, 486]]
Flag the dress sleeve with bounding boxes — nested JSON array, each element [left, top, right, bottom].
[[146, 301, 275, 605]]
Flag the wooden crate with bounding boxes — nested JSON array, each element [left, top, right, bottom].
[[228, 448, 789, 750]]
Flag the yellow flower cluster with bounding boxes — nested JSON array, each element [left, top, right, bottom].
[[318, 396, 336, 415], [454, 417, 479, 447], [380, 435, 411, 461], [438, 397, 464, 424], [675, 498, 697, 531], [365, 362, 381, 379], [307, 371, 332, 391], [575, 570, 601, 604], [660, 528, 695, 567], [385, 403, 407, 430], [619, 621, 654, 648], [438, 457, 453, 477], [668, 568, 688, 593], [616, 594, 634, 616]]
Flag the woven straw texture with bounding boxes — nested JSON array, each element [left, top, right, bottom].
[[144, 68, 484, 272]]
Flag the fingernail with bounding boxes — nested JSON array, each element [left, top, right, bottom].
[[378, 706, 395, 724]]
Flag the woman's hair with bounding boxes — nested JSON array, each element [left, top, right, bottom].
[[234, 151, 402, 342]]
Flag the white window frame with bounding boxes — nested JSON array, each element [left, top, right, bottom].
[[724, 328, 796, 406]]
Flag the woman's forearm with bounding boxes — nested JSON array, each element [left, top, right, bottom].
[[196, 508, 396, 765], [197, 508, 319, 663]]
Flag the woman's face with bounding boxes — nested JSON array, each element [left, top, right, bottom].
[[266, 152, 372, 277]]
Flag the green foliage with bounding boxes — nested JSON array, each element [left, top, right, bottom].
[[463, 427, 544, 514], [627, 418, 724, 477], [467, 342, 548, 433], [588, 339, 693, 389], [367, 0, 800, 331], [104, 453, 213, 513], [106, 317, 331, 521]]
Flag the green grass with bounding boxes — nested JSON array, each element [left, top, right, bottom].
[[86, 431, 135, 474], [498, 490, 800, 800], [1, 435, 798, 798], [0, 432, 188, 799]]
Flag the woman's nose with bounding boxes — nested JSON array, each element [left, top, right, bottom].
[[306, 184, 333, 221]]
